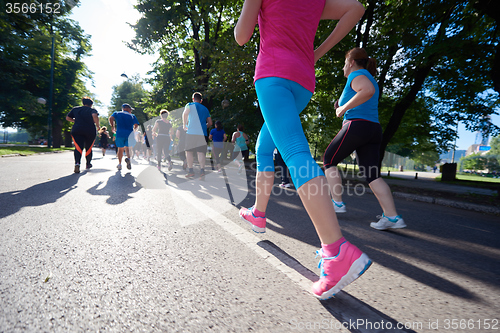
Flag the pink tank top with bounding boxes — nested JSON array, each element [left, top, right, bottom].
[[254, 0, 325, 93]]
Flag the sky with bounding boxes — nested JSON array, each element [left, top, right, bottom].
[[68, 0, 157, 112], [4, 0, 499, 151]]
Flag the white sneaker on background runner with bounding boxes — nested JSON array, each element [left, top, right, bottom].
[[370, 214, 407, 230]]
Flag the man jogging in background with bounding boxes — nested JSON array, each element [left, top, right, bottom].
[[66, 96, 100, 173], [109, 103, 139, 170], [183, 92, 212, 179]]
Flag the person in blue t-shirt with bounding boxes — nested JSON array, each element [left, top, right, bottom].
[[323, 47, 406, 231], [182, 92, 212, 179], [209, 120, 227, 173], [109, 103, 140, 170]]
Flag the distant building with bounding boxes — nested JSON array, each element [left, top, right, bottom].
[[466, 143, 491, 156], [474, 115, 491, 146], [466, 144, 479, 156], [440, 150, 466, 163]]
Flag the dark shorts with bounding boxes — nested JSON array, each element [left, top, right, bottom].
[[323, 119, 382, 183], [185, 134, 208, 153]]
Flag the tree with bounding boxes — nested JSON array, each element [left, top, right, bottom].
[[460, 153, 486, 171], [129, 0, 263, 146], [0, 0, 93, 148], [109, 75, 149, 129], [489, 135, 500, 155], [356, 0, 500, 166]]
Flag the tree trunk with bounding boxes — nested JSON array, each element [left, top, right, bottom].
[[52, 118, 63, 148], [362, 0, 376, 49], [472, 0, 500, 93], [64, 130, 73, 147]]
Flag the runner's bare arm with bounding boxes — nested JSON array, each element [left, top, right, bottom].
[[314, 0, 365, 63], [92, 113, 100, 131], [182, 106, 189, 131], [234, 0, 262, 46], [335, 74, 375, 118]]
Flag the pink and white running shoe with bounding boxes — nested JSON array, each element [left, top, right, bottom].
[[239, 206, 266, 233], [312, 241, 372, 300]]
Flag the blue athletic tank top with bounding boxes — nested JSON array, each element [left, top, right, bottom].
[[339, 69, 379, 123]]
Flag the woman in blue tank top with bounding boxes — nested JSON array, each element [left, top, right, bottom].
[[323, 47, 406, 231]]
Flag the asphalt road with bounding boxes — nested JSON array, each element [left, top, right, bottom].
[[0, 151, 499, 333]]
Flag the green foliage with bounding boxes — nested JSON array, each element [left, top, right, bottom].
[[109, 75, 150, 129], [357, 0, 499, 160], [129, 0, 262, 148], [460, 153, 499, 172], [488, 135, 500, 155], [0, 0, 93, 147]]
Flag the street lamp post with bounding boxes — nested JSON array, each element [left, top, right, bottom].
[[47, 35, 55, 148], [451, 117, 459, 163]]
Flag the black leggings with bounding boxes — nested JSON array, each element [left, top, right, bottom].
[[213, 146, 224, 165], [72, 131, 96, 166], [156, 135, 171, 166], [323, 119, 382, 183]]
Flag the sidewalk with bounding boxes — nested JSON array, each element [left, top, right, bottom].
[[344, 170, 500, 215], [380, 170, 498, 196]]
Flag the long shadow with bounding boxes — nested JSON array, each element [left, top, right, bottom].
[[87, 171, 141, 205], [258, 240, 419, 333], [0, 173, 82, 219], [161, 162, 248, 204]]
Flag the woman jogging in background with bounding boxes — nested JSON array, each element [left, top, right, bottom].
[[210, 120, 227, 173], [231, 124, 249, 174], [235, 0, 369, 300], [153, 110, 173, 171], [99, 126, 109, 156], [323, 47, 406, 231]]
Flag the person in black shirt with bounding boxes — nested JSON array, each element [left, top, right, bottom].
[[66, 96, 100, 173], [99, 126, 110, 156]]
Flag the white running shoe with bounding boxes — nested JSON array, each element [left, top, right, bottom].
[[370, 214, 407, 230], [117, 164, 122, 170], [333, 200, 346, 213]]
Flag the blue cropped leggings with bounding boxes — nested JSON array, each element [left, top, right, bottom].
[[255, 77, 324, 189]]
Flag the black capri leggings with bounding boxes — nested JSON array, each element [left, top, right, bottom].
[[323, 119, 382, 183], [72, 130, 96, 166]]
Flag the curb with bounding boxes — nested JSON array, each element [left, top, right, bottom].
[[1, 154, 24, 157], [392, 191, 500, 216], [1, 150, 69, 158]]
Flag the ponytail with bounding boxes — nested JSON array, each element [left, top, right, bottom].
[[366, 58, 377, 76], [346, 47, 377, 76]]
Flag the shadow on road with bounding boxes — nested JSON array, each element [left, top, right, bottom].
[[87, 171, 141, 204], [257, 240, 418, 333], [0, 173, 82, 219]]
